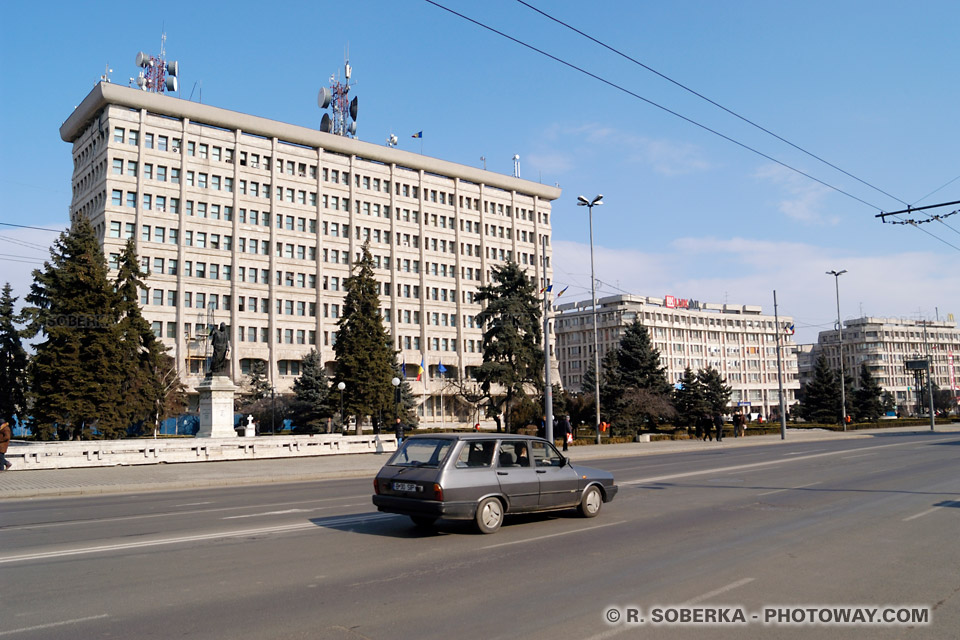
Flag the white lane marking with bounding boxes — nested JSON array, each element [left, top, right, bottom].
[[0, 614, 109, 637], [902, 504, 957, 522], [622, 436, 959, 487], [758, 482, 821, 497], [784, 449, 824, 456], [481, 521, 625, 550], [841, 453, 877, 460], [175, 501, 213, 507], [3, 495, 371, 532], [223, 508, 313, 519], [682, 577, 755, 605]]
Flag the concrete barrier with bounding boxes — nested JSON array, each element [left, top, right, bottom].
[[6, 434, 398, 470]]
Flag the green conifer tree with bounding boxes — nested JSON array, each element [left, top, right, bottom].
[[333, 243, 396, 434], [290, 349, 334, 433], [698, 366, 733, 416], [673, 367, 707, 427], [608, 320, 675, 430], [25, 217, 125, 440], [798, 354, 842, 423], [0, 283, 29, 429], [473, 260, 543, 433], [852, 364, 884, 422]]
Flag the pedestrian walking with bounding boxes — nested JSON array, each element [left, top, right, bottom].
[[0, 417, 12, 471], [713, 413, 724, 443], [394, 417, 409, 444], [732, 411, 742, 438], [694, 414, 704, 440], [559, 414, 572, 451]]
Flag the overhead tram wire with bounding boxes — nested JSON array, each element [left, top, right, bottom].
[[516, 0, 909, 208], [0, 222, 65, 233], [424, 0, 882, 212]]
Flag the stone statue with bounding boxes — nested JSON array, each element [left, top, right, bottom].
[[209, 322, 230, 375]]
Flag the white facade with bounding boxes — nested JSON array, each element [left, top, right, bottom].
[[60, 83, 560, 425], [816, 316, 960, 414], [554, 294, 800, 418]]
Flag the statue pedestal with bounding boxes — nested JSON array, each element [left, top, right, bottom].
[[196, 375, 237, 438]]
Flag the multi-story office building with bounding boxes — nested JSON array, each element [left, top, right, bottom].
[[60, 82, 560, 424], [554, 294, 800, 419], [815, 316, 960, 414]]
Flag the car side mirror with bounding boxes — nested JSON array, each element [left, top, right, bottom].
[[559, 456, 568, 467]]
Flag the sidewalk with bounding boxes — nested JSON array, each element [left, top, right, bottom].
[[2, 424, 957, 499]]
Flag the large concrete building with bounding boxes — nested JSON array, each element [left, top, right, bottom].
[[814, 315, 960, 415], [60, 82, 560, 425], [554, 294, 800, 419]]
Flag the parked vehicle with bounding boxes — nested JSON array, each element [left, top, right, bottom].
[[372, 433, 618, 534]]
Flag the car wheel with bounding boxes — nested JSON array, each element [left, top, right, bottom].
[[578, 486, 602, 518], [475, 497, 504, 534], [410, 515, 437, 529]]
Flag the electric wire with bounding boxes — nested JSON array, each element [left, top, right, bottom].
[[0, 222, 65, 232], [516, 0, 909, 208], [424, 0, 883, 211], [911, 173, 960, 207]]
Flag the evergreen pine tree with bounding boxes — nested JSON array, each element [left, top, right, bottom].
[[473, 260, 543, 433], [798, 354, 842, 423], [25, 217, 125, 440], [698, 366, 733, 416], [852, 364, 884, 422], [290, 349, 334, 433], [114, 240, 170, 436], [673, 367, 707, 427], [0, 283, 29, 428], [608, 320, 675, 430], [245, 360, 271, 401], [333, 243, 397, 434]]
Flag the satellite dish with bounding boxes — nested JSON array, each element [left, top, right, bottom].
[[136, 73, 147, 89], [165, 76, 179, 92], [387, 134, 398, 147], [317, 87, 332, 109], [136, 52, 150, 67], [347, 121, 357, 136], [320, 113, 332, 133], [166, 60, 179, 77], [349, 96, 358, 120]]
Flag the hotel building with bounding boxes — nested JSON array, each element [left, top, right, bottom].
[[554, 294, 800, 418], [60, 82, 560, 424]]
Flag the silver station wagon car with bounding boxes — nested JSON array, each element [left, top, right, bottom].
[[372, 433, 618, 533]]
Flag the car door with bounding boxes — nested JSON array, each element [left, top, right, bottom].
[[495, 440, 540, 511], [531, 441, 581, 508]]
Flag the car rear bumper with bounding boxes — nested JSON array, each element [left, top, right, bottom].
[[372, 495, 477, 520]]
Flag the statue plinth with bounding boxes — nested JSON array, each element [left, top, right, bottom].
[[196, 374, 238, 438]]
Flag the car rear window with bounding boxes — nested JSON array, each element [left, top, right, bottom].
[[388, 438, 454, 468]]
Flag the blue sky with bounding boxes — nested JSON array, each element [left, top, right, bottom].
[[1, 0, 958, 345]]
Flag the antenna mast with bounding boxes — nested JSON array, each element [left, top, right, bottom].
[[317, 53, 359, 137], [132, 32, 179, 93]]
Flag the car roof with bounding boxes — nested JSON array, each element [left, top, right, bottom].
[[406, 432, 546, 443]]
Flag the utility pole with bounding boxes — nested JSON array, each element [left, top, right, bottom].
[[773, 290, 787, 440], [542, 235, 554, 443]]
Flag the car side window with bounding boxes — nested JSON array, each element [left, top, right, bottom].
[[530, 441, 563, 467], [456, 440, 496, 468], [499, 441, 529, 468]]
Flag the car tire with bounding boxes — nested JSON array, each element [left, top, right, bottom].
[[578, 485, 602, 518], [475, 497, 504, 534], [410, 515, 437, 529]]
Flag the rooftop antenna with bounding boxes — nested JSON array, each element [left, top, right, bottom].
[[513, 154, 520, 178], [100, 63, 113, 84], [132, 31, 179, 93], [386, 133, 398, 147], [480, 156, 486, 170], [318, 49, 359, 138]]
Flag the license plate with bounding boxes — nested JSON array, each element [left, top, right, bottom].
[[392, 482, 418, 492]]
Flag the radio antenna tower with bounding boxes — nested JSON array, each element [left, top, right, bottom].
[[132, 32, 179, 93], [317, 51, 359, 137]]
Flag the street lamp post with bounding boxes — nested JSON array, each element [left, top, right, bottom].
[[392, 376, 401, 419], [826, 270, 847, 430], [337, 381, 346, 433], [271, 387, 276, 435], [577, 194, 604, 445]]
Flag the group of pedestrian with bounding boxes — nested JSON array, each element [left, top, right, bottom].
[[695, 413, 725, 441]]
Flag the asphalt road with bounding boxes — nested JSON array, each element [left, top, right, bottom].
[[1, 431, 958, 639]]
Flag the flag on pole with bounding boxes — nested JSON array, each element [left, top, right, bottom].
[[540, 284, 553, 294], [416, 355, 425, 381], [784, 323, 796, 335], [401, 355, 406, 377], [555, 285, 569, 298], [411, 131, 423, 138], [438, 361, 447, 375]]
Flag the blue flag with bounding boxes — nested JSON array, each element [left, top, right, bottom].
[[411, 131, 423, 138], [438, 362, 447, 374]]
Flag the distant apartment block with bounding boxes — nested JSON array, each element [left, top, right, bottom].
[[60, 82, 560, 424], [554, 294, 800, 419], [814, 316, 960, 414]]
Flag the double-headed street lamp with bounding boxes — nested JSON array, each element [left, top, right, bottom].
[[826, 269, 847, 430], [337, 381, 346, 432], [392, 377, 401, 419], [577, 194, 603, 445]]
